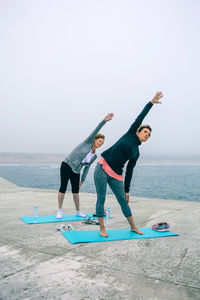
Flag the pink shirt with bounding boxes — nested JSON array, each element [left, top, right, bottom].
[[98, 157, 123, 181]]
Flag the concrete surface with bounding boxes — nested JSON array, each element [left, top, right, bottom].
[[0, 177, 200, 300]]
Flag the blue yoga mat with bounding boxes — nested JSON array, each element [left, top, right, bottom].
[[20, 213, 96, 224], [62, 228, 179, 244]]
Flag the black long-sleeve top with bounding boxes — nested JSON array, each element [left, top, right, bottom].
[[101, 101, 153, 192]]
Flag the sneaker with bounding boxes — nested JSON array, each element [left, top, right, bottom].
[[76, 211, 86, 218], [56, 210, 62, 219], [164, 222, 170, 231], [152, 222, 170, 232]]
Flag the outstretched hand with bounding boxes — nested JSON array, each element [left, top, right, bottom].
[[151, 91, 163, 104], [104, 113, 114, 122]]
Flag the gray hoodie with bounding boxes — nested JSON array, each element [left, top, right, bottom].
[[63, 120, 106, 183]]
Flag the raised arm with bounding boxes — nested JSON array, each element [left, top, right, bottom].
[[125, 91, 163, 135], [84, 113, 114, 143]]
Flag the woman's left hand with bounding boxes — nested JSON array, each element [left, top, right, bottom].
[[104, 113, 114, 122], [79, 182, 83, 190], [151, 91, 163, 104]]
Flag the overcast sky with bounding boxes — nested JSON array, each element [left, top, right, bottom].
[[1, 0, 200, 158]]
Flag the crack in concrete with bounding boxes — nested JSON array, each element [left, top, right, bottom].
[[65, 255, 200, 291], [0, 237, 85, 253], [1, 256, 53, 279], [0, 206, 198, 293], [147, 208, 183, 222], [1, 240, 199, 292]]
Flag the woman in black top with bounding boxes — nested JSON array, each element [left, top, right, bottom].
[[94, 91, 163, 237]]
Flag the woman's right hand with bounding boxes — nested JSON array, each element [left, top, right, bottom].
[[125, 193, 130, 203], [104, 113, 114, 122]]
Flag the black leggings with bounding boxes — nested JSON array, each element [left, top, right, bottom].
[[59, 162, 80, 193]]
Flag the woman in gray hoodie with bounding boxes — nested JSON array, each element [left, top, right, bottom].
[[57, 113, 114, 219]]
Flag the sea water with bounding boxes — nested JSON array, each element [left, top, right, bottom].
[[0, 163, 199, 202]]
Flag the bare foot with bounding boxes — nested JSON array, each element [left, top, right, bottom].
[[131, 227, 143, 235], [100, 229, 109, 237]]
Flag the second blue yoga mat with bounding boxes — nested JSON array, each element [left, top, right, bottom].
[[20, 213, 96, 224], [62, 228, 179, 244]]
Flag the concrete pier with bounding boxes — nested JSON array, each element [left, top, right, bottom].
[[0, 177, 199, 300]]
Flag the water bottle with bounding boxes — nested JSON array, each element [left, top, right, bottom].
[[33, 206, 38, 218], [106, 207, 111, 223]]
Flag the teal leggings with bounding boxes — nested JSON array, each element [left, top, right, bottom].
[[94, 163, 132, 218]]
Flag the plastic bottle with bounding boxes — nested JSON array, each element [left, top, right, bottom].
[[106, 207, 111, 223], [33, 206, 38, 218]]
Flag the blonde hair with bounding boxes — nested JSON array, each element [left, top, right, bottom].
[[94, 133, 105, 140]]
